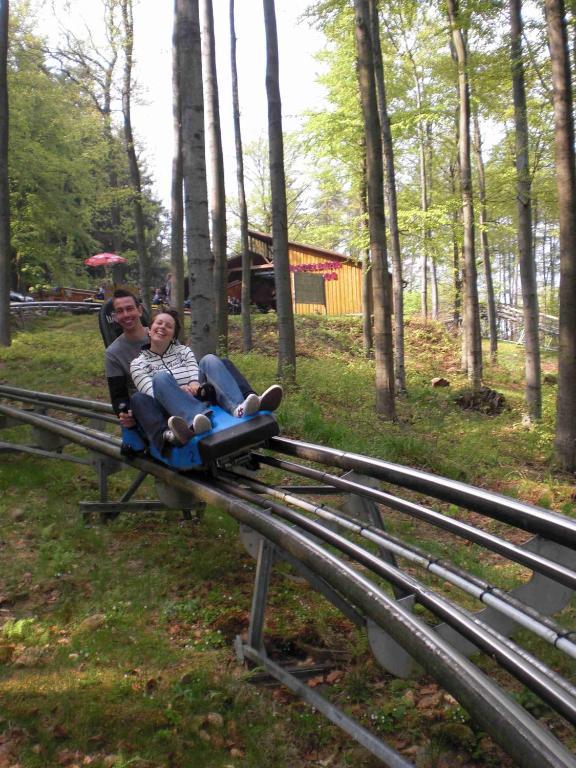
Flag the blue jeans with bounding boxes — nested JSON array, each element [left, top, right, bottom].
[[199, 354, 248, 414], [131, 371, 210, 452], [129, 357, 253, 452]]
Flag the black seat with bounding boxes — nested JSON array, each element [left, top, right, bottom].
[[198, 413, 279, 464]]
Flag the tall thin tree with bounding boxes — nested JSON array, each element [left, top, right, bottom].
[[262, 0, 296, 381], [360, 152, 373, 357], [120, 0, 150, 313], [471, 108, 497, 364], [171, 0, 185, 333], [354, 0, 395, 419], [0, 0, 10, 347], [510, 0, 541, 421], [545, 0, 576, 472], [230, 0, 252, 352], [201, 0, 227, 353], [447, 0, 482, 392], [177, 0, 215, 357], [369, 0, 405, 392]]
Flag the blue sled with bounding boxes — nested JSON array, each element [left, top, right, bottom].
[[121, 405, 279, 471]]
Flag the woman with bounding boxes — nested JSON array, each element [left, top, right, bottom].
[[129, 310, 269, 451]]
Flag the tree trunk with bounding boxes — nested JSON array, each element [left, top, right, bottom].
[[447, 0, 482, 391], [171, 0, 185, 334], [360, 154, 373, 357], [120, 0, 150, 314], [545, 0, 576, 472], [510, 0, 542, 420], [430, 257, 439, 319], [369, 0, 405, 391], [201, 0, 227, 353], [177, 0, 215, 357], [354, 0, 395, 419], [230, 0, 252, 352], [263, 0, 296, 381], [472, 108, 498, 364], [426, 122, 438, 320], [0, 0, 10, 346], [419, 127, 429, 320], [449, 158, 462, 327]]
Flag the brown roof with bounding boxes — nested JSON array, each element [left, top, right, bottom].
[[247, 229, 354, 264]]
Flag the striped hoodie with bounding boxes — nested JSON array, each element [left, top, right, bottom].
[[130, 340, 199, 397]]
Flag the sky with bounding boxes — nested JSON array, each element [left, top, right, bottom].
[[39, 1, 327, 211]]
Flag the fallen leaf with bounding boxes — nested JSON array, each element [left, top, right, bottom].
[[206, 712, 224, 729], [325, 669, 343, 684]]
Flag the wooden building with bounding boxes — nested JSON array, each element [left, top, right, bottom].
[[227, 229, 363, 315]]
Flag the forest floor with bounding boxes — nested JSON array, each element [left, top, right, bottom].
[[0, 311, 574, 768]]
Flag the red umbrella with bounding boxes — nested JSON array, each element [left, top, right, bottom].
[[84, 252, 128, 267]]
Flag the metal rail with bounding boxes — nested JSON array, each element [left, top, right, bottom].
[[255, 453, 576, 591], [0, 390, 575, 767], [269, 437, 576, 547]]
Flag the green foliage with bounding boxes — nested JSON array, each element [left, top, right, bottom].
[[6, 3, 165, 292]]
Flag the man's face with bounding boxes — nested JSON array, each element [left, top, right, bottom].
[[112, 296, 143, 333]]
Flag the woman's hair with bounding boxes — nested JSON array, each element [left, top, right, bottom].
[[153, 308, 181, 340]]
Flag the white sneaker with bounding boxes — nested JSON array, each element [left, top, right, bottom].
[[192, 413, 212, 435], [162, 429, 179, 447], [259, 384, 283, 412], [233, 393, 260, 418], [167, 416, 192, 445]]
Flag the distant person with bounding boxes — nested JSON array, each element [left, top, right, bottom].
[[164, 272, 173, 305], [95, 285, 105, 300], [104, 289, 283, 451], [152, 287, 163, 304]]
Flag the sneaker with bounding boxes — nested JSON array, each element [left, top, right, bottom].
[[192, 413, 212, 435], [167, 415, 192, 445], [233, 393, 260, 418], [162, 428, 179, 447], [259, 384, 283, 412]]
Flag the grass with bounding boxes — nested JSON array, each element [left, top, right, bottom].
[[0, 311, 574, 767]]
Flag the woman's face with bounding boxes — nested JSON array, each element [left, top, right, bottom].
[[150, 313, 176, 346]]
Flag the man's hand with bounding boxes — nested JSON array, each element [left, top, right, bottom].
[[181, 382, 201, 396], [118, 409, 136, 428]]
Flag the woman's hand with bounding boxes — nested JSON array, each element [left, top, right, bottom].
[[118, 410, 136, 428], [181, 382, 201, 396]]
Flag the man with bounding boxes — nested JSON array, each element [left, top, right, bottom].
[[104, 288, 282, 442]]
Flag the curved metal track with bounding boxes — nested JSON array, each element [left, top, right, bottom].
[[0, 385, 575, 768]]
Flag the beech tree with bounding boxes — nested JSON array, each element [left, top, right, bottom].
[[176, 0, 215, 356], [120, 0, 151, 314], [0, 0, 10, 347], [545, 0, 576, 472], [510, 0, 541, 420], [262, 0, 296, 381], [201, 0, 227, 352], [447, 0, 482, 392], [471, 107, 497, 364], [171, 0, 185, 331], [370, 0, 405, 392], [230, 0, 252, 352], [354, 0, 395, 418]]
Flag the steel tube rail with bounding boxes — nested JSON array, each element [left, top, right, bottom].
[[255, 454, 576, 591], [0, 395, 117, 424], [214, 476, 576, 725], [2, 403, 576, 766], [0, 385, 113, 414], [223, 471, 576, 664], [270, 437, 576, 547]]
